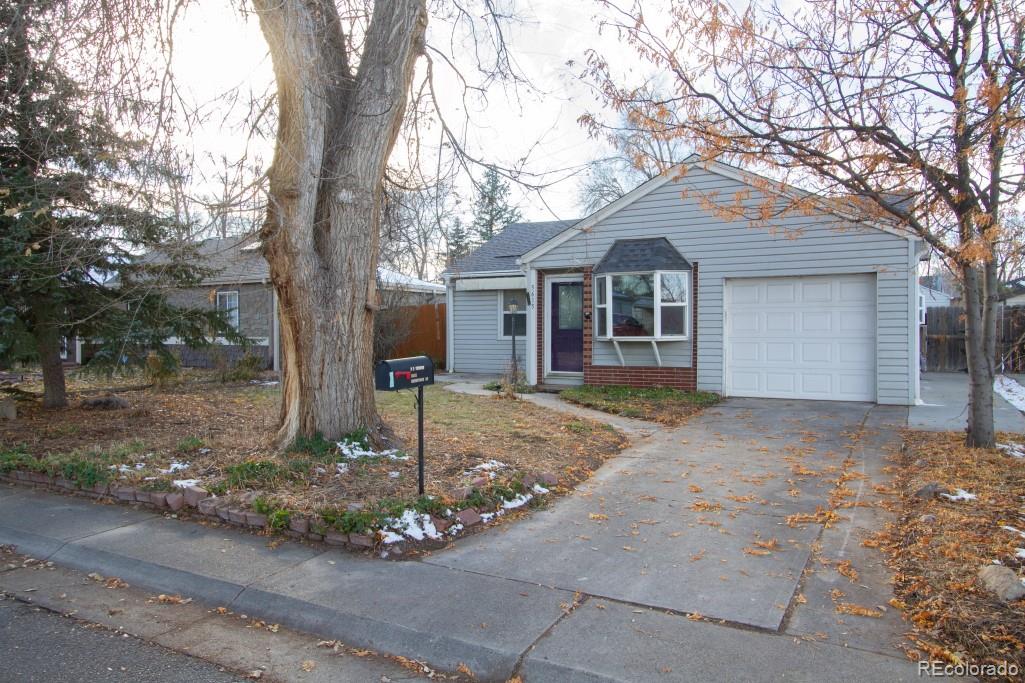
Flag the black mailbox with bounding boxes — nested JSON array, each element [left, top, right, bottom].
[[375, 356, 435, 391]]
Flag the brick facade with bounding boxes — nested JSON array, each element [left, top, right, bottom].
[[535, 265, 699, 390]]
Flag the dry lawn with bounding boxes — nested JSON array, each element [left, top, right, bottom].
[[879, 430, 1025, 678], [1, 372, 626, 517]]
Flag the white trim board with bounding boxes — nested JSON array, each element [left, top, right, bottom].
[[454, 276, 527, 291], [542, 273, 585, 379]]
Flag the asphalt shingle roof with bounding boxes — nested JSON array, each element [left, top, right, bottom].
[[445, 220, 578, 276], [593, 237, 692, 274], [140, 235, 444, 291]]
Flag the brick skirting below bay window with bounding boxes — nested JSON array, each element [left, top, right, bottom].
[[536, 264, 699, 390]]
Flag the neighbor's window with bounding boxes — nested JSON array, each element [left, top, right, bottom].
[[216, 290, 240, 330], [501, 289, 527, 338], [594, 271, 689, 340]]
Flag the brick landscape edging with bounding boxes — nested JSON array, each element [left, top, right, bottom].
[[0, 469, 560, 555]]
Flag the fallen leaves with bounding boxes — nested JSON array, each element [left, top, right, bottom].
[[834, 603, 882, 618], [835, 560, 859, 583], [300, 660, 316, 672], [688, 484, 703, 493], [588, 513, 608, 521]]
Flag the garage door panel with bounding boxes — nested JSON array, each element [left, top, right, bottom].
[[801, 311, 832, 333], [765, 342, 795, 362], [731, 341, 760, 362], [766, 312, 796, 332], [731, 312, 760, 334], [800, 374, 832, 394], [725, 275, 876, 402], [801, 281, 832, 302], [801, 343, 831, 363], [765, 373, 796, 393]]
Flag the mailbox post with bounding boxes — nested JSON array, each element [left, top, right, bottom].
[[374, 356, 434, 495]]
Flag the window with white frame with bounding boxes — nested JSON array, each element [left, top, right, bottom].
[[216, 290, 240, 330], [593, 271, 690, 340], [500, 289, 527, 338]]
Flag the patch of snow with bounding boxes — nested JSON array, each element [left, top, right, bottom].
[[111, 463, 146, 473], [995, 375, 1025, 412], [468, 459, 507, 473], [172, 479, 202, 489], [997, 442, 1025, 459], [940, 488, 977, 502], [335, 463, 348, 475], [480, 512, 497, 523], [1016, 548, 1025, 560], [388, 471, 400, 479], [502, 493, 533, 510], [1001, 525, 1025, 539], [387, 510, 442, 541], [380, 530, 404, 544], [336, 439, 408, 461], [447, 523, 464, 536], [532, 483, 550, 495], [158, 462, 190, 474], [249, 380, 280, 386], [197, 448, 212, 455]]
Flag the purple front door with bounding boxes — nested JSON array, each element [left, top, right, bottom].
[[550, 281, 583, 372]]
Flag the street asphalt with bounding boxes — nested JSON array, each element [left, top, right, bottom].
[[0, 597, 242, 683], [0, 393, 926, 682]]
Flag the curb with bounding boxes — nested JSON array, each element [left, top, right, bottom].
[[0, 515, 545, 682]]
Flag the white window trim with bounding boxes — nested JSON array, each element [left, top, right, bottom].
[[594, 270, 691, 341], [497, 290, 528, 341], [216, 290, 240, 330]]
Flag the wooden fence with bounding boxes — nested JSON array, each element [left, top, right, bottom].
[[388, 302, 446, 367], [924, 305, 1025, 372]]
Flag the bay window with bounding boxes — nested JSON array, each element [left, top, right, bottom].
[[593, 271, 689, 340]]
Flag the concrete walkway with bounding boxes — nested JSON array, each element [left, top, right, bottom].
[[0, 395, 922, 682], [910, 372, 1025, 432]]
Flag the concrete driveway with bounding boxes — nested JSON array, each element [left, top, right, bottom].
[[426, 397, 907, 633], [910, 371, 1025, 432]]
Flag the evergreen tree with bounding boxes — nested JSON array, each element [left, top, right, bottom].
[[471, 167, 521, 244], [445, 217, 472, 265], [0, 0, 240, 408]]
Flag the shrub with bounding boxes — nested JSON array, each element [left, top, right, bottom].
[[267, 508, 291, 530], [224, 460, 283, 488], [224, 353, 265, 382], [0, 445, 32, 473], [176, 436, 205, 453], [144, 350, 180, 388], [288, 432, 337, 461]]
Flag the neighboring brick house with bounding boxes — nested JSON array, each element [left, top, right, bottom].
[[444, 156, 930, 405], [149, 236, 445, 370]]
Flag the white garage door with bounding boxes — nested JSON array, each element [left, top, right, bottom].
[[725, 274, 876, 401]]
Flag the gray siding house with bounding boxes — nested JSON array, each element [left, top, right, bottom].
[[444, 157, 929, 405], [155, 236, 445, 370]]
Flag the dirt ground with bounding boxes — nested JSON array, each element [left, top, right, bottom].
[[1, 371, 626, 516], [879, 430, 1025, 679]]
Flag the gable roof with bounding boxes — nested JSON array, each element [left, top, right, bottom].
[[519, 155, 915, 266], [444, 220, 578, 277], [140, 235, 444, 293], [593, 238, 692, 274]]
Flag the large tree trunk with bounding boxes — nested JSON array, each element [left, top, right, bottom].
[[254, 0, 427, 447], [963, 262, 997, 447], [34, 316, 67, 409]]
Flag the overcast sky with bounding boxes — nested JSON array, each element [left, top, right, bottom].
[[168, 1, 652, 223]]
